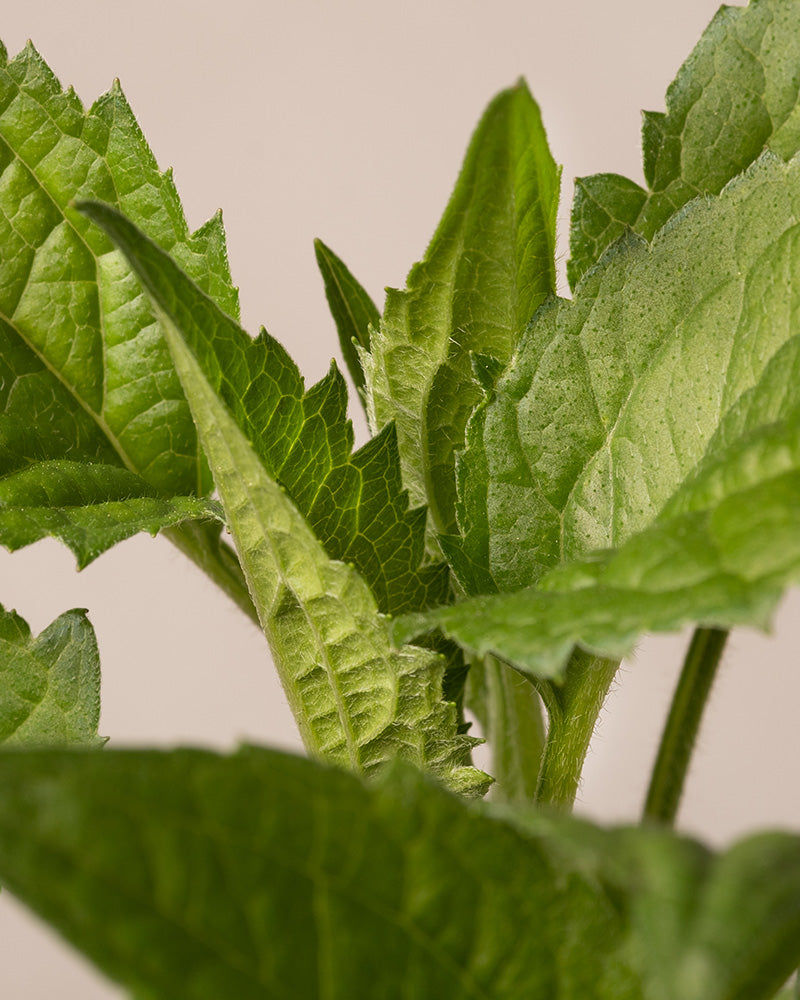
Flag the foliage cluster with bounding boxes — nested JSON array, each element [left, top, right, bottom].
[[2, 1, 800, 996]]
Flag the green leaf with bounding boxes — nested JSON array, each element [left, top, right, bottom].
[[412, 151, 800, 676], [568, 0, 800, 287], [0, 460, 222, 566], [0, 747, 799, 1000], [454, 152, 800, 592], [465, 656, 545, 804], [363, 80, 560, 538], [396, 463, 800, 678], [0, 604, 101, 747], [78, 200, 486, 794], [78, 201, 445, 618], [314, 237, 379, 400], [0, 40, 252, 613]]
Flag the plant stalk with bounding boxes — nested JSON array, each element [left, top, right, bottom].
[[534, 651, 620, 809], [165, 522, 259, 626], [643, 626, 729, 826]]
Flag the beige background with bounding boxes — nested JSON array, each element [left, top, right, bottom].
[[3, 1, 800, 995]]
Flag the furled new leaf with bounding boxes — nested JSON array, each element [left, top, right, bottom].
[[569, 0, 800, 287], [314, 237, 379, 401], [421, 151, 800, 676], [79, 201, 485, 793], [0, 604, 101, 747], [1, 746, 799, 999], [0, 40, 250, 608], [363, 80, 560, 538], [0, 460, 221, 566]]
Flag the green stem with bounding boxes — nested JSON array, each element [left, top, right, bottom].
[[643, 626, 728, 826], [165, 521, 258, 626], [535, 651, 620, 809]]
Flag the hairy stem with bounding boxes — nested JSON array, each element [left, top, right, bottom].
[[535, 651, 620, 809], [165, 522, 258, 626], [643, 626, 728, 826]]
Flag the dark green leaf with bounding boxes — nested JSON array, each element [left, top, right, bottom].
[[77, 201, 486, 794], [78, 200, 447, 617], [0, 747, 799, 999], [314, 237, 379, 399]]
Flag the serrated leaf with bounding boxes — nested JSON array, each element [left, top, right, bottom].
[[78, 201, 445, 617], [569, 0, 800, 287], [79, 201, 485, 793], [0, 747, 799, 1000], [396, 463, 800, 678], [0, 460, 221, 566], [0, 604, 101, 747], [314, 237, 379, 400], [418, 152, 800, 676], [0, 40, 250, 607], [454, 153, 800, 592], [363, 80, 560, 539]]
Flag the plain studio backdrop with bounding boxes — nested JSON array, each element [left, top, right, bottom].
[[2, 1, 800, 995]]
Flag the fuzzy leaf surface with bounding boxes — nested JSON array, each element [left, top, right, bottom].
[[0, 747, 799, 999], [363, 81, 560, 537], [78, 200, 445, 617], [79, 201, 484, 793], [0, 604, 101, 747], [314, 237, 379, 399], [397, 462, 800, 677], [0, 460, 221, 566], [423, 152, 800, 675], [0, 40, 249, 596], [569, 0, 800, 287]]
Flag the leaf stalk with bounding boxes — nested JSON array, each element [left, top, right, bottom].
[[643, 626, 728, 826]]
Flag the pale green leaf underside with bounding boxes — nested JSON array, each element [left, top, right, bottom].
[[0, 603, 101, 747], [0, 460, 221, 566], [397, 462, 800, 678], [569, 0, 800, 287], [364, 80, 560, 538], [453, 152, 800, 602], [0, 747, 799, 1000], [465, 656, 544, 804], [81, 201, 486, 795]]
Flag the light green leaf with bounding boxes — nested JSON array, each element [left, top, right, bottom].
[[0, 604, 101, 747], [77, 199, 446, 618], [0, 39, 251, 613], [363, 80, 560, 538], [413, 152, 800, 676], [0, 746, 799, 999], [453, 152, 800, 594], [465, 656, 544, 804], [314, 237, 379, 400], [79, 201, 486, 794], [569, 0, 800, 287], [0, 460, 221, 566], [396, 463, 800, 678]]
